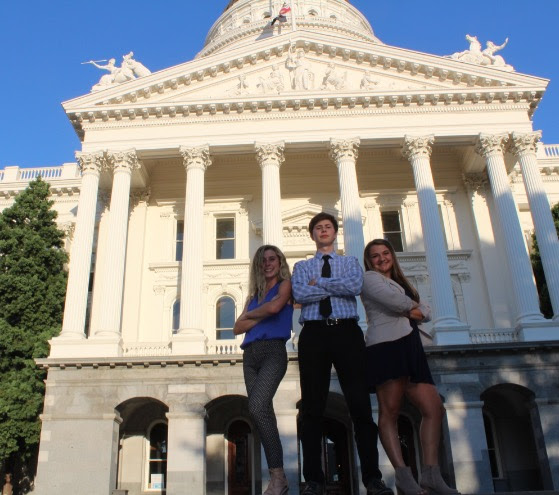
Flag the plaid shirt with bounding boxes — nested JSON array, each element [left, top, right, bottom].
[[292, 251, 363, 323]]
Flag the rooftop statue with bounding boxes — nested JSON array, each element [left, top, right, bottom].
[[85, 52, 152, 92], [449, 34, 514, 71]]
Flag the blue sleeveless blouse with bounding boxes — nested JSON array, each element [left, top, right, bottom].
[[241, 282, 293, 350]]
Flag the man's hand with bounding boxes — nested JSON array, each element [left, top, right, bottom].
[[308, 278, 317, 286]]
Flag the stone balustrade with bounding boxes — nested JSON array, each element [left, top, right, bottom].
[[0, 163, 80, 183]]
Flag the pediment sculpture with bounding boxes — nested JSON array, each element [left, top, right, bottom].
[[449, 34, 514, 72], [85, 51, 152, 92]]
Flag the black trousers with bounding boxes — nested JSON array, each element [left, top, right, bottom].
[[298, 319, 382, 486]]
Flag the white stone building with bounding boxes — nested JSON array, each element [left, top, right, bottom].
[[1, 0, 559, 493]]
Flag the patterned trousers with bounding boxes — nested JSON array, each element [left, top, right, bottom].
[[243, 339, 288, 469]]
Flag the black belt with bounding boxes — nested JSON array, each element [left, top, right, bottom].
[[304, 318, 358, 327]]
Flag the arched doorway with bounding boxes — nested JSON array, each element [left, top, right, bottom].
[[115, 398, 169, 494], [322, 417, 352, 495], [206, 395, 260, 495], [297, 394, 355, 495], [398, 415, 419, 481], [227, 420, 253, 495], [481, 384, 552, 491]]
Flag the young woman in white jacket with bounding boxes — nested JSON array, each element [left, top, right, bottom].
[[361, 239, 460, 495]]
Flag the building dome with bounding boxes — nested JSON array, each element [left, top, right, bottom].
[[198, 0, 380, 58]]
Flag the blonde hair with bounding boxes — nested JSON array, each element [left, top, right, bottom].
[[363, 239, 419, 302], [248, 245, 291, 303]]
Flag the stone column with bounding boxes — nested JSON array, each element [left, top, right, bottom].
[[463, 173, 511, 328], [510, 132, 559, 321], [255, 142, 285, 249], [275, 382, 300, 493], [329, 138, 367, 324], [445, 401, 494, 494], [35, 412, 121, 495], [166, 401, 207, 495], [56, 151, 103, 345], [402, 136, 469, 344], [94, 150, 140, 354], [172, 146, 212, 355], [475, 134, 545, 331], [329, 138, 365, 263], [536, 398, 559, 489]]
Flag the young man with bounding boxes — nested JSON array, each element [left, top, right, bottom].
[[292, 212, 393, 495]]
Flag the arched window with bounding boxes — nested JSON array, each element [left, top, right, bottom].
[[172, 300, 180, 333], [147, 422, 168, 490], [216, 296, 235, 340]]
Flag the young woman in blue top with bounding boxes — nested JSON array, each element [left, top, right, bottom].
[[234, 245, 293, 495]]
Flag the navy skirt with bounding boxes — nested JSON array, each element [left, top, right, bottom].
[[365, 322, 434, 393]]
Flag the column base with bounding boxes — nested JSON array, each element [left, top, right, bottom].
[[517, 320, 559, 342], [172, 331, 207, 355], [432, 324, 471, 345], [49, 336, 123, 358]]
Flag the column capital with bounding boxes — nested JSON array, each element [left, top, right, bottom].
[[254, 141, 285, 168], [462, 172, 489, 193], [130, 187, 151, 208], [402, 135, 434, 161], [475, 133, 509, 158], [509, 131, 542, 156], [106, 149, 141, 173], [329, 137, 360, 163], [179, 145, 212, 171], [75, 151, 104, 176]]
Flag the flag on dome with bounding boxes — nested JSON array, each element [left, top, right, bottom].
[[271, 3, 291, 25]]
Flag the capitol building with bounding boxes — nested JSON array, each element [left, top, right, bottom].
[[1, 0, 559, 494]]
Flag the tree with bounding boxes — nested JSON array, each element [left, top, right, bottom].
[[531, 202, 559, 319], [0, 177, 68, 492]]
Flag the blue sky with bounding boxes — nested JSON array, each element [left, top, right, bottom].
[[1, 0, 557, 168]]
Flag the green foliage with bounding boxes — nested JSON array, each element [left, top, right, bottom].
[[0, 177, 68, 488], [531, 202, 559, 319]]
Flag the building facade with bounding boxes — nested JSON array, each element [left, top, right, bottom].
[[1, 0, 559, 493]]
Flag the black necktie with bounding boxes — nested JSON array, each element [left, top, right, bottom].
[[319, 255, 332, 318]]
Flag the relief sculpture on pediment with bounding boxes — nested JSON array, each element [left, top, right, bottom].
[[257, 64, 285, 94], [321, 63, 347, 90], [286, 46, 315, 90]]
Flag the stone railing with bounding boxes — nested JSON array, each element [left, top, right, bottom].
[[122, 329, 522, 356], [543, 144, 559, 158], [123, 342, 172, 357], [0, 164, 80, 183], [469, 328, 518, 344], [206, 339, 243, 355]]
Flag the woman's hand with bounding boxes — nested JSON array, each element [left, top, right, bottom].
[[408, 307, 425, 321]]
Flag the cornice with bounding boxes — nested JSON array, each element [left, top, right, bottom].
[[0, 182, 82, 199], [37, 339, 559, 368], [72, 94, 537, 134]]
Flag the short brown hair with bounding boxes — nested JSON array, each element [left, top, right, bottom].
[[308, 212, 338, 236]]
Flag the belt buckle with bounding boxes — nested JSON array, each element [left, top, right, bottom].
[[325, 318, 338, 326]]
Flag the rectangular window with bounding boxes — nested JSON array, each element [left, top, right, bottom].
[[381, 211, 404, 252], [176, 220, 184, 261], [216, 218, 235, 260]]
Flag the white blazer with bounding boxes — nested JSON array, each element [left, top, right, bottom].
[[361, 270, 431, 346]]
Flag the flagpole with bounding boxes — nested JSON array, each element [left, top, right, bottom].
[[291, 0, 297, 32]]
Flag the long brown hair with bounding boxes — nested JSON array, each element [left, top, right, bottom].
[[363, 239, 419, 302], [248, 245, 291, 303]]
